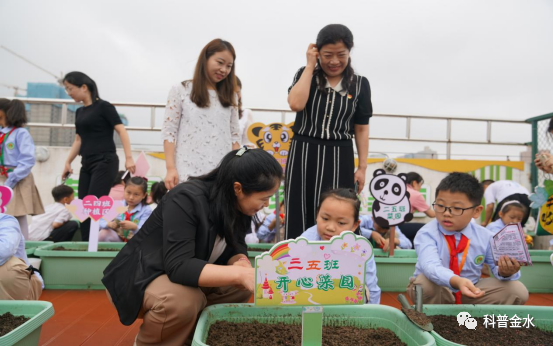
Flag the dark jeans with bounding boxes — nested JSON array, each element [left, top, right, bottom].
[[46, 221, 79, 242], [78, 153, 119, 241]]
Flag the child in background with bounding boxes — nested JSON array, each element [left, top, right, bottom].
[[0, 99, 45, 239], [149, 181, 168, 211], [29, 185, 78, 242], [486, 201, 527, 234], [405, 172, 435, 217], [408, 173, 528, 305], [109, 170, 129, 201], [359, 215, 413, 250], [256, 200, 285, 243], [99, 177, 152, 242], [300, 188, 381, 304], [0, 213, 43, 300]]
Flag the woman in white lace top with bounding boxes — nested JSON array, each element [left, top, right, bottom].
[[162, 39, 241, 189]]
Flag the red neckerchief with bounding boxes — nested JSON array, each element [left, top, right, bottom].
[[443, 233, 470, 304], [0, 128, 16, 177]]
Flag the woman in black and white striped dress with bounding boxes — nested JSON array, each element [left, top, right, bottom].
[[285, 24, 372, 239]]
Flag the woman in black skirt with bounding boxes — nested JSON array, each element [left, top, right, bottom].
[[285, 24, 372, 239]]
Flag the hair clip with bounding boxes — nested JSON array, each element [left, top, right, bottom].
[[236, 146, 249, 157]]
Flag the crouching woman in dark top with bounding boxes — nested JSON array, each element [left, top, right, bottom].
[[102, 148, 282, 345]]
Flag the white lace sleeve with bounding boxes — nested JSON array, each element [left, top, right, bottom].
[[230, 94, 241, 144], [161, 84, 183, 143]]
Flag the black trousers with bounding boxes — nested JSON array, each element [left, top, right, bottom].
[[284, 135, 354, 239], [46, 221, 79, 242], [492, 193, 531, 226], [78, 153, 119, 241]]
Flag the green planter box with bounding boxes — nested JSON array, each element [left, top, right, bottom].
[[422, 305, 553, 346], [34, 242, 125, 290], [518, 250, 553, 293], [247, 243, 275, 267], [374, 250, 417, 292], [0, 301, 54, 346], [25, 241, 53, 257], [192, 303, 435, 346]]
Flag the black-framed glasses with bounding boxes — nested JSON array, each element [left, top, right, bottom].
[[432, 202, 479, 216]]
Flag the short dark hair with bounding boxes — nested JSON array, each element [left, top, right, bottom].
[[0, 99, 28, 128], [112, 170, 129, 187], [51, 185, 75, 202], [314, 24, 355, 94], [150, 182, 168, 205], [406, 172, 423, 185], [480, 179, 494, 188], [436, 172, 483, 205], [317, 188, 361, 226]]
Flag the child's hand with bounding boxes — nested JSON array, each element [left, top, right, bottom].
[[120, 220, 138, 230], [370, 231, 385, 248], [452, 276, 485, 299], [107, 221, 119, 230], [381, 238, 391, 252], [498, 255, 521, 277]]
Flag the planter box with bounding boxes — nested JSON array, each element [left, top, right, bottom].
[[192, 303, 435, 346], [518, 250, 553, 293], [0, 301, 54, 346], [247, 243, 275, 267], [374, 250, 417, 292], [34, 242, 125, 289], [25, 241, 53, 257], [422, 305, 553, 346]]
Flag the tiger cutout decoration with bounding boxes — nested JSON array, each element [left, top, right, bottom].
[[247, 122, 294, 169]]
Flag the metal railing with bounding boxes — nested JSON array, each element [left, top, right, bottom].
[[9, 97, 531, 159]]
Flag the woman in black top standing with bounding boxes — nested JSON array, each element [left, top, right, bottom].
[[285, 24, 372, 239], [62, 72, 136, 241]]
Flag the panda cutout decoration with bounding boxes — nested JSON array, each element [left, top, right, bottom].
[[369, 169, 413, 228]]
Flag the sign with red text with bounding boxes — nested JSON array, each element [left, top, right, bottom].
[[66, 195, 127, 252], [254, 232, 373, 306]]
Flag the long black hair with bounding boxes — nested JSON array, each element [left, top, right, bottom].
[[0, 99, 27, 127], [406, 172, 423, 186], [190, 148, 283, 247], [314, 24, 355, 94], [63, 72, 100, 102]]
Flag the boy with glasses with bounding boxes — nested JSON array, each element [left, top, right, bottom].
[[407, 173, 528, 305]]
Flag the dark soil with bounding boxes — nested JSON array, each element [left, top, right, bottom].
[[51, 246, 120, 251], [403, 308, 432, 326], [247, 247, 271, 252], [431, 315, 553, 346], [206, 321, 406, 346], [0, 312, 30, 337]]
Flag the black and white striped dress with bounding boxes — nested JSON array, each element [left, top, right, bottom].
[[284, 66, 373, 239]]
